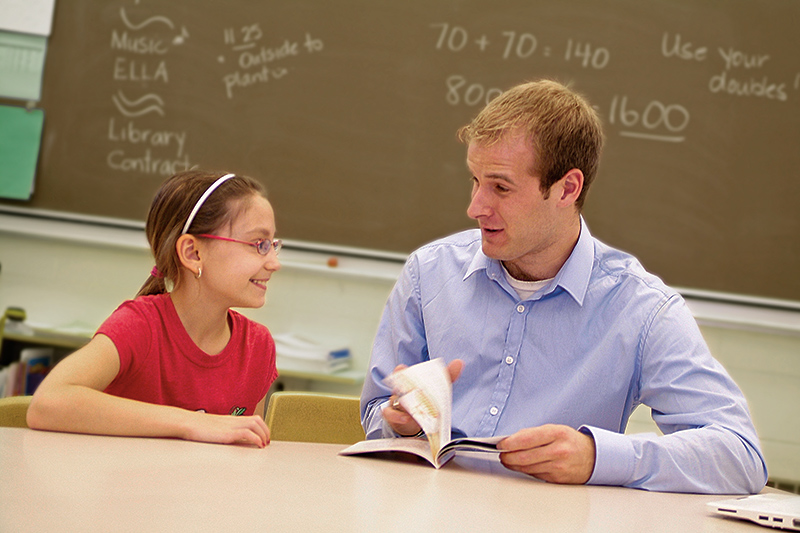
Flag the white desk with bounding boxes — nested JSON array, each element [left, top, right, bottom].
[[0, 427, 777, 532]]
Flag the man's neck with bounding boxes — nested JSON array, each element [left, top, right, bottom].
[[502, 216, 581, 282]]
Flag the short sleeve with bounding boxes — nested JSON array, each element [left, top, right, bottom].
[[96, 300, 154, 383]]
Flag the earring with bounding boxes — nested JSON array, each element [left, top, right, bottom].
[[195, 267, 202, 279]]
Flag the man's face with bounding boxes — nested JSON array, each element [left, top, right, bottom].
[[466, 131, 565, 279]]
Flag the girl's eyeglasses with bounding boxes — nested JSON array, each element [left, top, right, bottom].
[[197, 234, 282, 256]]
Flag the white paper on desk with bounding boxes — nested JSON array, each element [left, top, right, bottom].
[[383, 358, 451, 459]]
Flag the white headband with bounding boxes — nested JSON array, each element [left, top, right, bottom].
[[181, 173, 235, 235]]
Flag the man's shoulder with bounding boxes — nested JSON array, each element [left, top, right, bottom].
[[405, 229, 483, 280], [413, 229, 482, 258], [407, 229, 482, 272], [591, 238, 678, 301]]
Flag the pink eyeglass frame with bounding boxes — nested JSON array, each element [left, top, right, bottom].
[[197, 234, 282, 255]]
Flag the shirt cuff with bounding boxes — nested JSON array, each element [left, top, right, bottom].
[[579, 425, 635, 487]]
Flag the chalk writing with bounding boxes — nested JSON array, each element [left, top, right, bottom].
[[303, 33, 324, 53], [661, 32, 790, 102], [112, 57, 168, 82], [502, 31, 537, 59], [444, 72, 690, 144], [103, 6, 193, 176], [445, 75, 503, 107], [219, 28, 324, 99], [238, 40, 299, 69], [223, 23, 263, 49], [709, 46, 785, 100], [430, 22, 611, 69], [709, 73, 787, 101], [111, 30, 168, 55], [564, 39, 610, 69], [431, 23, 469, 52], [223, 66, 289, 98], [608, 96, 689, 143], [107, 149, 190, 174], [107, 118, 187, 156], [718, 47, 770, 70], [661, 33, 707, 61]]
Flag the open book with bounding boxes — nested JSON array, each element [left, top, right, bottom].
[[339, 433, 504, 469], [339, 358, 506, 468]]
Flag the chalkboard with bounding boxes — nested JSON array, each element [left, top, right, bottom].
[[2, 0, 799, 303]]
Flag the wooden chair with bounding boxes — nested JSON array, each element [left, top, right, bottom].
[[0, 395, 32, 428], [266, 391, 365, 445]]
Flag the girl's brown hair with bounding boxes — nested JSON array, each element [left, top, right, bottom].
[[137, 170, 266, 297]]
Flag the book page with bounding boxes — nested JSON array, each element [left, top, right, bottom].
[[339, 437, 439, 467], [383, 358, 451, 458], [440, 436, 505, 455]]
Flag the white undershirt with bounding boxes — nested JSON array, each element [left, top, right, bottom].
[[502, 265, 554, 301]]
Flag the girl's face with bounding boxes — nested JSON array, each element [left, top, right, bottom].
[[199, 195, 280, 310]]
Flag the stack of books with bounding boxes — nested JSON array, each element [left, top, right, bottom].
[[272, 333, 351, 374], [0, 347, 53, 397]]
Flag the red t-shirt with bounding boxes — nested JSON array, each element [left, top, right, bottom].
[[98, 293, 277, 416]]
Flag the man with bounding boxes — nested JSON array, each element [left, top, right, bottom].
[[361, 79, 767, 493]]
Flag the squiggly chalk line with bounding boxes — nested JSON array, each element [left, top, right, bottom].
[[120, 7, 175, 30], [112, 91, 165, 117]]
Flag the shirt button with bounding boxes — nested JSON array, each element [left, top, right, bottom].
[[505, 356, 514, 365], [490, 407, 499, 416], [516, 304, 525, 313]]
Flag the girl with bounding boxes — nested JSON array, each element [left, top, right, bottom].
[[27, 170, 280, 447]]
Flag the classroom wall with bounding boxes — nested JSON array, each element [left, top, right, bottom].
[[1, 220, 798, 483], [0, 222, 391, 394]]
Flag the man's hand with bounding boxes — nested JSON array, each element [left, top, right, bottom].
[[383, 359, 463, 436], [497, 424, 596, 484]]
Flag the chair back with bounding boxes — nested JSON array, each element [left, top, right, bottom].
[[0, 396, 32, 428], [266, 391, 365, 445]]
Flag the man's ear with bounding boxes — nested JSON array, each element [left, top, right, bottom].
[[176, 234, 202, 271], [556, 168, 584, 208]]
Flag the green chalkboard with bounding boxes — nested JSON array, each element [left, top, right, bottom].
[[2, 0, 799, 302]]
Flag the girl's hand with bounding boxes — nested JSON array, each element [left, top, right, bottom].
[[183, 413, 271, 448]]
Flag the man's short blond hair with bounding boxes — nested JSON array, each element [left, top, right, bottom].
[[457, 79, 604, 210]]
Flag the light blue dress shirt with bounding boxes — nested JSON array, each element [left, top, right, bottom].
[[361, 221, 768, 493]]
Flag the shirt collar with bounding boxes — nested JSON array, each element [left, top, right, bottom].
[[552, 217, 593, 306], [463, 217, 593, 306], [465, 241, 495, 281]]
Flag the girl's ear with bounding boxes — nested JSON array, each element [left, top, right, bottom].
[[176, 234, 202, 273]]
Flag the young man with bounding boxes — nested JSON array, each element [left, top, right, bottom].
[[361, 80, 767, 493]]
